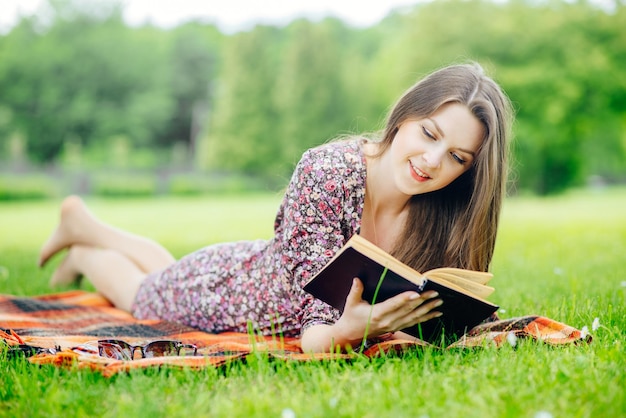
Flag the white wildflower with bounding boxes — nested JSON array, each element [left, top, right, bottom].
[[621, 281, 626, 288], [499, 308, 507, 314], [592, 317, 600, 331], [580, 325, 589, 339], [328, 397, 339, 408], [281, 408, 296, 418], [506, 332, 518, 347], [534, 411, 553, 418], [553, 267, 564, 275]]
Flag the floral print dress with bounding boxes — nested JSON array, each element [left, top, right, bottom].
[[131, 139, 367, 337]]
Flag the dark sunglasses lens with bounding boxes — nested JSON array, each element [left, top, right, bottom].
[[98, 341, 132, 360], [7, 345, 55, 358], [144, 341, 179, 358], [179, 344, 197, 356]]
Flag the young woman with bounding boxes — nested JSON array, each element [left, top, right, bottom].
[[38, 63, 513, 353]]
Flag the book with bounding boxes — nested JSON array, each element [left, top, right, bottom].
[[303, 234, 499, 344]]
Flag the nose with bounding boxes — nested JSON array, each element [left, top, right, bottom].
[[422, 149, 443, 168]]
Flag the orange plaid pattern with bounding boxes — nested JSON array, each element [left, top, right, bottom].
[[0, 291, 590, 377]]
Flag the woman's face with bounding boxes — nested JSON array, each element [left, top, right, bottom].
[[388, 102, 484, 196]]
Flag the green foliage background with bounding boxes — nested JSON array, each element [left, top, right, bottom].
[[1, 0, 625, 194]]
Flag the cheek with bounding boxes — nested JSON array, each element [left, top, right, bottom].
[[442, 166, 468, 185], [389, 139, 410, 161], [392, 128, 418, 151]]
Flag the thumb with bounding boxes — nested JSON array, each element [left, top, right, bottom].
[[345, 277, 365, 308]]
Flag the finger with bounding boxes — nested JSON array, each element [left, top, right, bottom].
[[415, 309, 443, 324], [408, 299, 444, 323], [375, 300, 443, 335], [403, 311, 443, 330], [378, 291, 440, 316], [416, 298, 444, 316], [418, 290, 440, 300], [344, 277, 365, 309]]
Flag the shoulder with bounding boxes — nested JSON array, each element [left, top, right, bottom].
[[298, 138, 365, 176]]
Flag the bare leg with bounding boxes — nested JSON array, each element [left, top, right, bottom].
[[39, 196, 175, 273], [49, 252, 83, 287], [52, 245, 145, 311]]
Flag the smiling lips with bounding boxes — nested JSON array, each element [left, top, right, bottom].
[[410, 160, 431, 182]]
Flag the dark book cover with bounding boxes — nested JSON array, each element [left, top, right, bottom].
[[304, 246, 499, 344]]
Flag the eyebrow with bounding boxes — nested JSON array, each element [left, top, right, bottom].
[[427, 117, 476, 157], [427, 117, 445, 138]]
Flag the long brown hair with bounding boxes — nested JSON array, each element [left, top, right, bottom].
[[373, 63, 513, 272]]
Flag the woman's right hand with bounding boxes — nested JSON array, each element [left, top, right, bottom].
[[333, 277, 443, 344], [299, 278, 443, 352]]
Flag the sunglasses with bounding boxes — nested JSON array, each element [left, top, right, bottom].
[[3, 343, 58, 358], [97, 339, 197, 360]]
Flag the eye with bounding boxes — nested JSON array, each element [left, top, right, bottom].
[[451, 153, 467, 165], [421, 125, 436, 140]]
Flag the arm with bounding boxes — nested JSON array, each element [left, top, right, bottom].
[[301, 278, 443, 353], [275, 146, 358, 339], [277, 143, 441, 352]]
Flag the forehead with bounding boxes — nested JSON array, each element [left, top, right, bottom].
[[428, 102, 484, 152]]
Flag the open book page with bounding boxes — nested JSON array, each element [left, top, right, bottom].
[[424, 271, 495, 299], [425, 267, 493, 285], [347, 235, 494, 300]]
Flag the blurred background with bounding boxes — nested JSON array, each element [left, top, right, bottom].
[[0, 0, 624, 199]]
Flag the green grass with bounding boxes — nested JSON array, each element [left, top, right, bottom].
[[1, 188, 625, 418]]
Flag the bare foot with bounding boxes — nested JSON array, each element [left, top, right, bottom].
[[49, 247, 83, 287], [38, 195, 92, 267]]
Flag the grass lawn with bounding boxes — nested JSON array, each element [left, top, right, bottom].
[[1, 188, 625, 418]]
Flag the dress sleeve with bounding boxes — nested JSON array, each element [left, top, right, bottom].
[[275, 145, 362, 333]]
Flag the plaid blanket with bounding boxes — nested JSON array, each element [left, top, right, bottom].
[[0, 291, 591, 377]]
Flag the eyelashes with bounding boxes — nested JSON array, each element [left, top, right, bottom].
[[421, 125, 467, 165], [452, 154, 467, 165], [422, 126, 435, 140]]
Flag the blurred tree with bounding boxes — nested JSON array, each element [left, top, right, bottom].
[[273, 18, 352, 165], [0, 0, 625, 194], [159, 22, 223, 159], [0, 0, 173, 163], [339, 16, 410, 135], [205, 25, 284, 177], [495, 0, 626, 192]]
